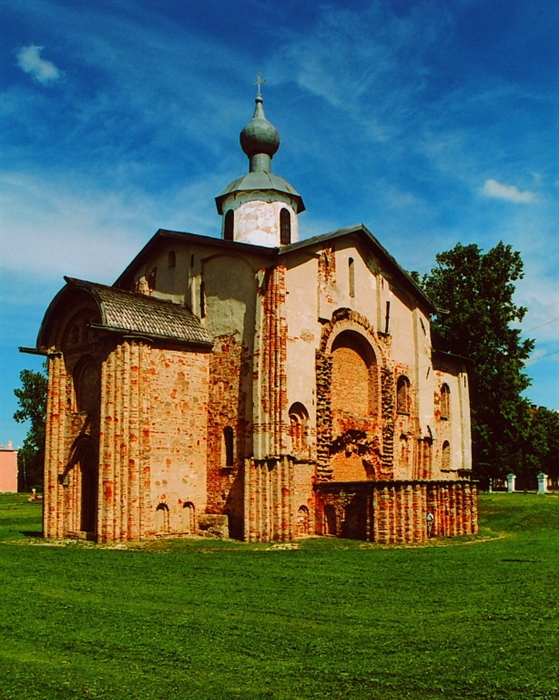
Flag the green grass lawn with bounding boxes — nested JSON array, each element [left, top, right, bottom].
[[0, 493, 557, 700]]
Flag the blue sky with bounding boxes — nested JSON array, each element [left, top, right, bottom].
[[1, 0, 558, 448]]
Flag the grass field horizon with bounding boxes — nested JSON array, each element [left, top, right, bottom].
[[1, 492, 557, 700]]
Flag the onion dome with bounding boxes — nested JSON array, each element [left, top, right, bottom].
[[215, 84, 305, 215], [240, 95, 280, 167]]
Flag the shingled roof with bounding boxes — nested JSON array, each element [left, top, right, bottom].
[[36, 277, 213, 350]]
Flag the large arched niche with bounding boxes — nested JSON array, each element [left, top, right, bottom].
[[329, 329, 379, 420], [317, 316, 383, 482]]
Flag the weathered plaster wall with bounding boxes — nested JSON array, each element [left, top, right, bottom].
[[222, 194, 299, 246]]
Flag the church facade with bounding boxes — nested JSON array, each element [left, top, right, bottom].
[[32, 89, 478, 544]]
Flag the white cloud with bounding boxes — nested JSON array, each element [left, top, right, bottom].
[[482, 178, 536, 203], [16, 45, 61, 84]]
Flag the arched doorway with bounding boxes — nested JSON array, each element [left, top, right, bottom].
[[76, 444, 98, 535]]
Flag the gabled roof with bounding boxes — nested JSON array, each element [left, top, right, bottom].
[[36, 277, 213, 350], [278, 224, 438, 314], [114, 229, 276, 290], [113, 224, 439, 315]]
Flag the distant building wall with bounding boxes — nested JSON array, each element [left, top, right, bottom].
[[0, 443, 18, 492]]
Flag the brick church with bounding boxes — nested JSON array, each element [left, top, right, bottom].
[[31, 85, 478, 544]]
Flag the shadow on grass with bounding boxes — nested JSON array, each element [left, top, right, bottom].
[[20, 531, 43, 538]]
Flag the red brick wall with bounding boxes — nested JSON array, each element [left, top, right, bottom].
[[206, 334, 250, 539]]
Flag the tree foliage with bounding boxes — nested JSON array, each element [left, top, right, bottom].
[[523, 406, 559, 479], [419, 241, 534, 479], [13, 365, 48, 491]]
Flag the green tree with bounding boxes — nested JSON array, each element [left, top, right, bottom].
[[523, 406, 559, 479], [14, 365, 48, 491], [418, 241, 534, 480]]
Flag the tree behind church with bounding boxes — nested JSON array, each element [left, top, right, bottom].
[[13, 365, 47, 491], [417, 241, 534, 481]]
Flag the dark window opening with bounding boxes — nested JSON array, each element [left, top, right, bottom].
[[223, 426, 234, 467], [224, 210, 234, 241], [200, 280, 206, 318], [168, 250, 176, 269], [384, 301, 391, 334], [280, 208, 291, 245]]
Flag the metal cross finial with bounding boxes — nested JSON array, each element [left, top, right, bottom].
[[253, 72, 266, 98]]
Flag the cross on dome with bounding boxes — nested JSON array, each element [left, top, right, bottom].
[[253, 72, 266, 98]]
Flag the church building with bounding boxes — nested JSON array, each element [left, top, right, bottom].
[[30, 85, 478, 544]]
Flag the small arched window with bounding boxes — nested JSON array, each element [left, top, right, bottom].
[[348, 257, 355, 298], [223, 426, 234, 467], [442, 441, 451, 470], [440, 384, 450, 420], [224, 210, 234, 241], [280, 208, 291, 245], [168, 250, 176, 269], [396, 375, 410, 414]]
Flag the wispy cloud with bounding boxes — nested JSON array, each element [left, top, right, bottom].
[[16, 45, 62, 85], [482, 178, 536, 203]]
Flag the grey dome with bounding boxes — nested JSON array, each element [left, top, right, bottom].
[[240, 96, 280, 159]]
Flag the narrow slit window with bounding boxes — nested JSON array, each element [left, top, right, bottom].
[[348, 257, 355, 298], [168, 250, 176, 269], [280, 208, 291, 245], [200, 280, 206, 318], [224, 210, 234, 241], [223, 427, 234, 467], [384, 301, 391, 334]]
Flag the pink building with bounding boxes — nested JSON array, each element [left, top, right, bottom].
[[0, 442, 18, 492]]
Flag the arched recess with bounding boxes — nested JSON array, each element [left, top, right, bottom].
[[396, 375, 411, 414], [73, 356, 101, 414], [156, 503, 169, 534], [288, 402, 309, 455], [297, 505, 310, 536], [440, 384, 450, 420], [182, 502, 196, 533], [330, 330, 377, 419]]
